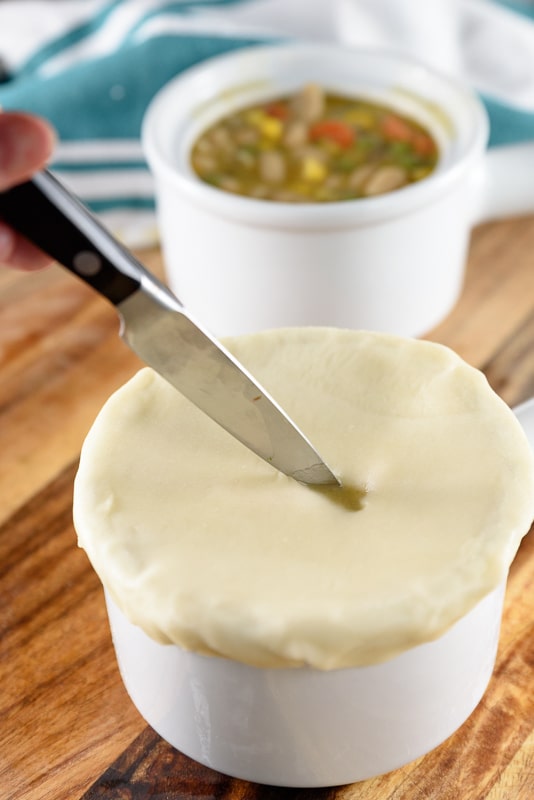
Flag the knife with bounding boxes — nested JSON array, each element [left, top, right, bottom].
[[0, 169, 339, 486]]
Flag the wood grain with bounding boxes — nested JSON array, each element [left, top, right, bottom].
[[0, 219, 533, 800], [0, 464, 144, 800]]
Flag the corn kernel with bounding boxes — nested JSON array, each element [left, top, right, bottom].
[[301, 157, 327, 182], [260, 116, 283, 141], [246, 110, 283, 141]]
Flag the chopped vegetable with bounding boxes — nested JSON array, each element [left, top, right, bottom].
[[411, 131, 437, 157], [246, 110, 283, 142], [191, 85, 439, 202], [310, 120, 355, 149], [301, 157, 327, 183], [264, 101, 289, 120], [381, 114, 414, 143]]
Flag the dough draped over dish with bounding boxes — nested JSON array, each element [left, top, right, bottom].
[[73, 329, 534, 669]]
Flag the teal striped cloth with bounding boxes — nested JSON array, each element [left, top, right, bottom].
[[0, 0, 533, 246]]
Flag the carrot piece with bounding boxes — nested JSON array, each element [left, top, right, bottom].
[[310, 120, 355, 148], [411, 131, 436, 157], [264, 101, 289, 120], [381, 114, 413, 143]]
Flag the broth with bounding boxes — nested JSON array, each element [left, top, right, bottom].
[[191, 84, 439, 202]]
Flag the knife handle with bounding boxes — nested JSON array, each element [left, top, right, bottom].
[[0, 169, 141, 305]]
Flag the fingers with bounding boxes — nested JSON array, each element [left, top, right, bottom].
[[0, 220, 54, 270], [0, 111, 56, 190], [0, 112, 57, 269]]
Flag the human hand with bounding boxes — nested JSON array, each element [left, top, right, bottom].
[[0, 112, 56, 269]]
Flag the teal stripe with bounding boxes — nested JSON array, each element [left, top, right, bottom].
[[52, 160, 147, 172], [494, 1, 534, 20], [481, 0, 534, 148], [482, 94, 534, 147], [88, 197, 155, 212], [0, 34, 274, 140]]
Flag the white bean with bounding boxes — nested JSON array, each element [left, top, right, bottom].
[[283, 120, 309, 149], [259, 150, 287, 185], [290, 84, 325, 123], [364, 165, 407, 196], [293, 145, 328, 165], [193, 154, 218, 174], [218, 176, 241, 193], [210, 126, 233, 153], [347, 164, 376, 191], [235, 127, 260, 145]]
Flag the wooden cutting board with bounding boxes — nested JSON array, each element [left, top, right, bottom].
[[1, 217, 534, 800], [3, 459, 533, 800]]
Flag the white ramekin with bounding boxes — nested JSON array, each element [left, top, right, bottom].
[[102, 402, 534, 786], [105, 583, 505, 787], [142, 43, 534, 338]]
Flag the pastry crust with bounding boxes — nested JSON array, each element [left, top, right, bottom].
[[74, 329, 534, 669]]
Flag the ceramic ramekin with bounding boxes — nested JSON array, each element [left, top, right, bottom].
[[142, 43, 534, 338], [105, 583, 505, 787], [102, 396, 534, 786]]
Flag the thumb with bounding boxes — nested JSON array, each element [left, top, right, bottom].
[[0, 112, 56, 191]]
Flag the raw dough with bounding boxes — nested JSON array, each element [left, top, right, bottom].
[[74, 329, 534, 669]]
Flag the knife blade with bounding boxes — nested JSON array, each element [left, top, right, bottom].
[[0, 169, 339, 485]]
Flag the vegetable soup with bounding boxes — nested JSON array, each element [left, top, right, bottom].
[[191, 84, 439, 202]]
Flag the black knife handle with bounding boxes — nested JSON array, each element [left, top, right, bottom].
[[0, 169, 141, 305]]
